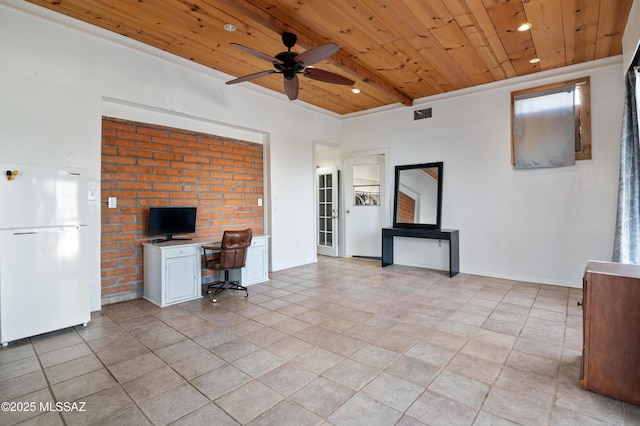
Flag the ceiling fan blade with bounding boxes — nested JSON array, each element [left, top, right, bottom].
[[284, 76, 299, 100], [226, 70, 276, 84], [304, 68, 355, 85], [230, 43, 284, 64], [294, 43, 339, 66]]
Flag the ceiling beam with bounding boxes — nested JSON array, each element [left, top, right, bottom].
[[213, 0, 414, 107]]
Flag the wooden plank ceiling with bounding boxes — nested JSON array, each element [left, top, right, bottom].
[[26, 0, 632, 115]]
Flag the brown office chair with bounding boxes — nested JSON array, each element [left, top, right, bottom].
[[202, 228, 253, 303]]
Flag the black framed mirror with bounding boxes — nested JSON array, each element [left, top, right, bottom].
[[392, 162, 443, 229]]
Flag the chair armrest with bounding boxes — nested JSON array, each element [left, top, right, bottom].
[[201, 245, 221, 270], [201, 244, 221, 250]]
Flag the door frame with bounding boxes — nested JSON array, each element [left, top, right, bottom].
[[316, 166, 339, 257], [313, 141, 341, 259]]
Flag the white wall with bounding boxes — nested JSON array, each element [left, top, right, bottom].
[[0, 0, 341, 310], [341, 59, 624, 287]]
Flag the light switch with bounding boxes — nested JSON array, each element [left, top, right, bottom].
[[258, 198, 263, 207], [108, 197, 117, 208]]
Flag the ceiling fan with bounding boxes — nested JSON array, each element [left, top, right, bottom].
[[226, 32, 355, 100]]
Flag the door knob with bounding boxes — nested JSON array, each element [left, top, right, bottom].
[[346, 210, 350, 213]]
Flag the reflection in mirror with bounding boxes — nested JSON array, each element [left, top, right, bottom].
[[393, 162, 443, 229], [353, 164, 380, 206]]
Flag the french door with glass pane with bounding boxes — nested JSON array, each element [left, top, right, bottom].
[[317, 167, 339, 257]]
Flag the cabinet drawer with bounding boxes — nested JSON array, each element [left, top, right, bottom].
[[251, 237, 266, 247], [164, 245, 198, 258]]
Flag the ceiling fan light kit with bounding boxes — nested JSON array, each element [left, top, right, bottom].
[[226, 32, 355, 101]]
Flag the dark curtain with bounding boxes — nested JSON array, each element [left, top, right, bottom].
[[613, 67, 640, 264]]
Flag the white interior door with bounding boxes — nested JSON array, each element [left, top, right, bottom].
[[344, 154, 385, 258], [317, 167, 339, 257]]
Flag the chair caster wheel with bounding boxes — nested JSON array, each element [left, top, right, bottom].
[[212, 298, 217, 303], [244, 292, 248, 297]]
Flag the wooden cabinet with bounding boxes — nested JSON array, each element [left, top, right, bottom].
[[580, 260, 640, 405], [143, 242, 201, 307]]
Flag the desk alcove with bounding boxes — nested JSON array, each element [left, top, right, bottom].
[[142, 236, 269, 307], [381, 228, 459, 277]]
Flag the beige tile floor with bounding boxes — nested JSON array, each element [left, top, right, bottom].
[[1, 257, 639, 425]]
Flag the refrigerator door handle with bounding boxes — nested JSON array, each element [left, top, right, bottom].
[[10, 225, 84, 235]]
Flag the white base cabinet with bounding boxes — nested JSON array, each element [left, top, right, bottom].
[[230, 235, 270, 286], [143, 242, 201, 307]]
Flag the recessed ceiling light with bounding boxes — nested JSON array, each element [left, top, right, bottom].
[[351, 88, 360, 94], [518, 23, 532, 32], [223, 24, 236, 32], [529, 57, 541, 64]]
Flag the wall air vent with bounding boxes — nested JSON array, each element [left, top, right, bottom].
[[413, 108, 432, 121]]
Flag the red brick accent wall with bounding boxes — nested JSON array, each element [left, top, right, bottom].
[[397, 191, 416, 223], [101, 117, 264, 304]]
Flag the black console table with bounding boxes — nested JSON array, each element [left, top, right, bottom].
[[382, 228, 459, 277]]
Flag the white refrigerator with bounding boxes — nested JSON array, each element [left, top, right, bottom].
[[0, 164, 90, 345]]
